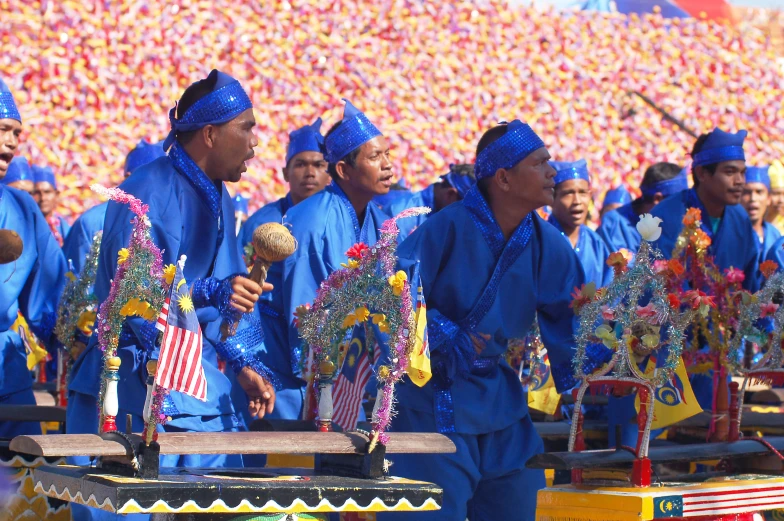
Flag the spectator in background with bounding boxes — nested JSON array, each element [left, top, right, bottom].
[[741, 165, 780, 264], [32, 165, 70, 246], [599, 185, 632, 220], [766, 159, 784, 234], [0, 156, 34, 194]]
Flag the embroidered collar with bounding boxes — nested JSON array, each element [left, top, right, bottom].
[[328, 181, 365, 242], [462, 185, 505, 261], [168, 142, 222, 221]]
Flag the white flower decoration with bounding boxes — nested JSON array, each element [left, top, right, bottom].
[[636, 213, 663, 242]]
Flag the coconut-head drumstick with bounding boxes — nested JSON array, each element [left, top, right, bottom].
[[221, 223, 297, 340], [0, 229, 23, 265]]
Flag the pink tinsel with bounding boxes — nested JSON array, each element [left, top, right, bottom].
[[91, 184, 149, 217]]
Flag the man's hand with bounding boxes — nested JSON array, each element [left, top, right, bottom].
[[230, 276, 273, 314], [237, 366, 276, 418]]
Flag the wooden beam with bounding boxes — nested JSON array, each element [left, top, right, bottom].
[[10, 431, 455, 458], [0, 405, 66, 423]]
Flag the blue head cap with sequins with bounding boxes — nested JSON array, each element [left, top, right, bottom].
[[162, 70, 253, 152], [125, 139, 166, 174], [474, 120, 546, 181], [0, 78, 21, 123], [286, 118, 325, 164], [746, 165, 771, 191], [32, 164, 56, 189], [552, 159, 590, 186], [1, 157, 32, 185], [602, 185, 632, 207], [640, 166, 689, 198], [324, 99, 382, 164], [692, 128, 747, 167]]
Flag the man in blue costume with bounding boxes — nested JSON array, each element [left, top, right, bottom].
[[548, 159, 613, 287], [62, 139, 165, 274], [238, 118, 329, 256], [1, 156, 35, 194], [0, 78, 67, 438], [31, 164, 70, 246], [598, 162, 687, 254], [259, 99, 393, 423], [67, 70, 279, 484], [387, 120, 587, 521], [599, 185, 631, 220], [385, 163, 475, 239], [741, 165, 780, 264]]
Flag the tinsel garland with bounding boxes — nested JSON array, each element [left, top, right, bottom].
[[55, 231, 102, 351], [297, 207, 429, 445], [573, 232, 696, 388], [506, 317, 547, 387], [90, 185, 172, 434]]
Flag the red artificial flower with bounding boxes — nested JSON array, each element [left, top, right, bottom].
[[724, 267, 745, 285], [761, 302, 779, 319], [683, 290, 716, 310], [668, 259, 685, 277], [606, 251, 630, 275], [667, 293, 681, 309], [346, 243, 370, 260], [683, 207, 702, 227], [760, 260, 779, 279]]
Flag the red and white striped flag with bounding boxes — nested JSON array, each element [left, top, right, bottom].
[[332, 336, 371, 431], [154, 255, 207, 401]]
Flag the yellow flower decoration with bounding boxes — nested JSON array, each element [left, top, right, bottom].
[[117, 248, 130, 265], [594, 324, 617, 349], [65, 271, 77, 282], [388, 270, 408, 296], [341, 306, 371, 329], [163, 264, 177, 285], [119, 298, 157, 321], [340, 259, 360, 269], [372, 313, 390, 333], [77, 310, 97, 335]]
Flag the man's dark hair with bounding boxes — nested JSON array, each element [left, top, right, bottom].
[[690, 133, 718, 188], [475, 124, 508, 191], [175, 71, 219, 145], [449, 163, 475, 179], [639, 162, 682, 202], [324, 121, 361, 180]]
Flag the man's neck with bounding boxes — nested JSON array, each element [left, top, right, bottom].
[[485, 186, 534, 241], [335, 179, 371, 224], [753, 219, 764, 239], [695, 185, 725, 219], [555, 218, 580, 247]]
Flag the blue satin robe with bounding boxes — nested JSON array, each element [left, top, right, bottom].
[[0, 186, 67, 437], [764, 235, 784, 267], [67, 148, 263, 438], [386, 186, 585, 521], [597, 203, 641, 254], [549, 217, 613, 288], [261, 182, 391, 420], [237, 194, 292, 253], [384, 185, 434, 239], [758, 221, 781, 266], [62, 202, 107, 274], [54, 214, 71, 243]]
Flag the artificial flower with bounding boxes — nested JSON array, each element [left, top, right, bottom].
[[761, 302, 779, 318], [163, 264, 177, 285], [683, 207, 702, 227], [606, 250, 629, 274], [117, 248, 130, 265], [346, 243, 370, 260], [667, 259, 685, 276], [636, 213, 663, 242], [692, 229, 711, 251], [341, 259, 360, 269], [724, 267, 745, 285], [760, 260, 779, 279], [388, 270, 408, 296], [372, 313, 390, 333]]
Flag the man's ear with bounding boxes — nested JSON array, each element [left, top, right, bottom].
[[334, 160, 350, 182]]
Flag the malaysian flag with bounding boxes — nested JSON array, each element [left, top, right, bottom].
[[332, 336, 371, 431], [154, 255, 207, 401]]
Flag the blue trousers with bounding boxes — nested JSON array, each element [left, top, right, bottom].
[[0, 387, 42, 438], [380, 406, 545, 521]]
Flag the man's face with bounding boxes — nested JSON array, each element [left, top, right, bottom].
[[740, 182, 770, 225], [8, 180, 33, 195], [504, 148, 557, 210], [552, 178, 591, 229], [341, 136, 394, 197], [432, 180, 461, 212], [33, 181, 58, 216], [209, 108, 258, 183], [0, 118, 22, 177], [283, 151, 329, 204], [695, 160, 745, 206], [770, 188, 784, 216]]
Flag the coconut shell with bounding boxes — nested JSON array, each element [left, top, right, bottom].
[[0, 229, 23, 264], [252, 222, 297, 262]]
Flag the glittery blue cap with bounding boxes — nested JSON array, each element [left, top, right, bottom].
[[1, 156, 32, 185], [324, 99, 382, 164], [474, 120, 546, 181], [0, 78, 21, 123], [640, 169, 689, 198], [233, 194, 249, 215], [552, 159, 591, 186], [32, 165, 56, 189], [441, 165, 476, 198], [746, 166, 771, 191], [163, 70, 253, 151], [286, 118, 325, 164], [125, 139, 166, 174], [692, 128, 747, 167], [602, 185, 632, 207]]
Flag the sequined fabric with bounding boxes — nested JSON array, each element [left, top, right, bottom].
[[324, 112, 382, 164], [474, 119, 544, 181], [552, 159, 590, 185], [329, 182, 361, 242], [462, 186, 505, 260], [215, 322, 280, 389], [191, 273, 245, 324], [169, 143, 222, 222], [0, 91, 21, 122], [693, 145, 745, 167]]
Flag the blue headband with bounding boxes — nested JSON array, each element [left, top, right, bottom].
[[692, 128, 747, 167], [324, 99, 382, 164], [0, 78, 21, 123], [441, 167, 476, 198], [602, 185, 632, 207], [125, 139, 166, 174], [640, 169, 689, 198], [32, 165, 56, 189], [474, 120, 545, 181], [746, 166, 771, 191], [1, 156, 32, 185], [233, 194, 249, 215], [162, 70, 253, 151], [286, 118, 325, 164], [552, 159, 590, 186]]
